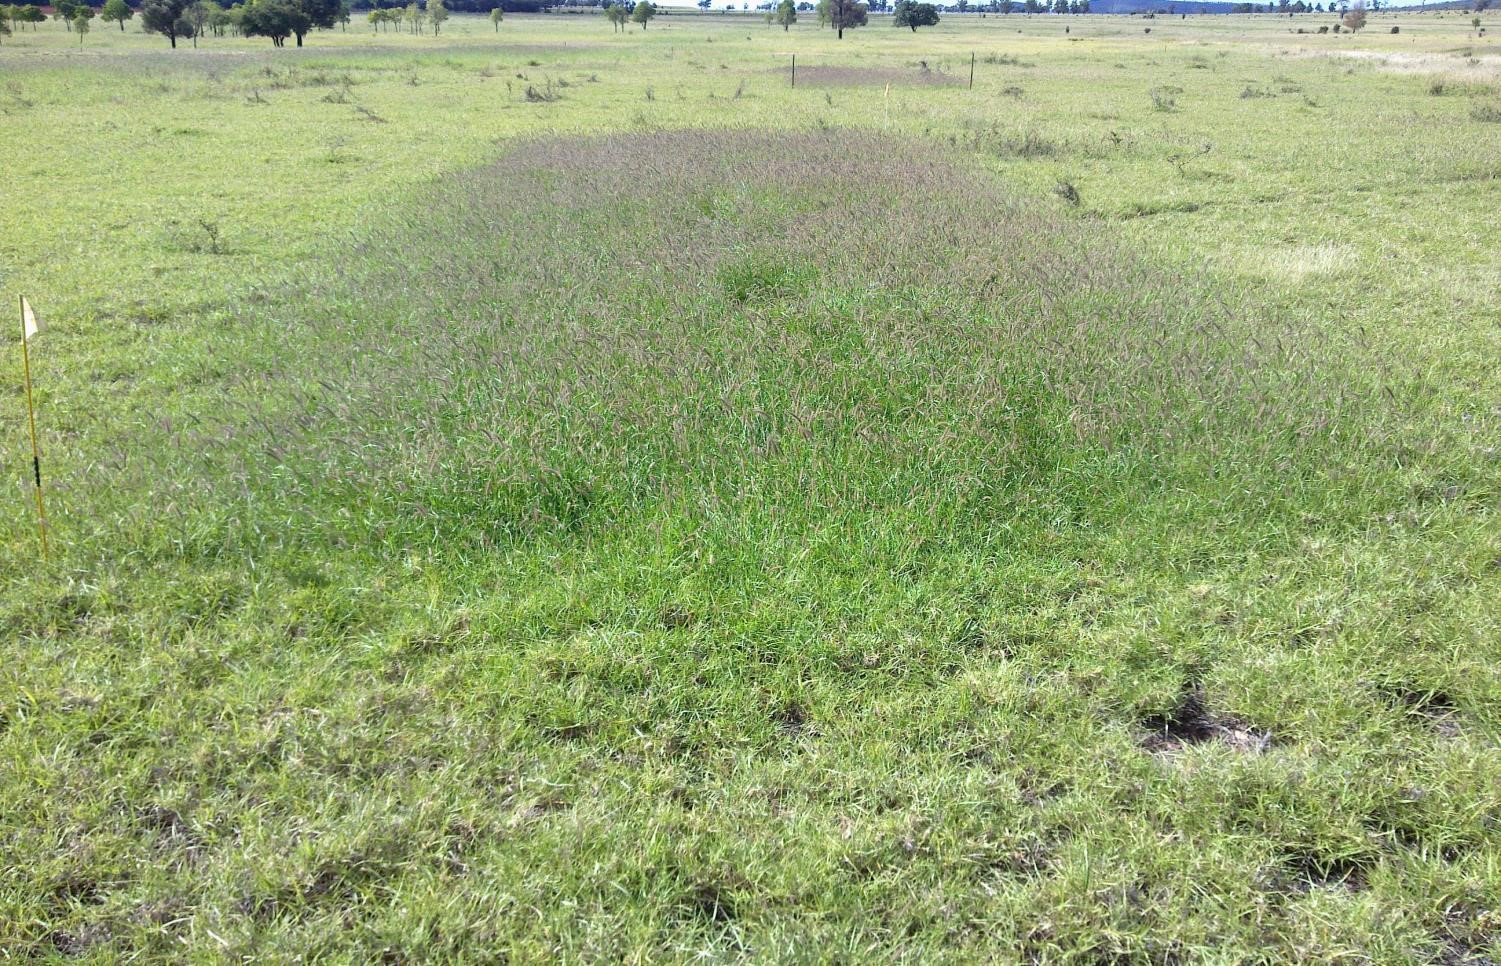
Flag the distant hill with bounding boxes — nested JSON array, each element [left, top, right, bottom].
[[1084, 0, 1246, 11]]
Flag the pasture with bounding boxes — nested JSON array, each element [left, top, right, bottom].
[[2, 7, 1500, 960]]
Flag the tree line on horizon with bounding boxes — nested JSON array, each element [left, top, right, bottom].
[[0, 0, 1483, 45], [0, 0, 560, 42], [0, 0, 553, 43]]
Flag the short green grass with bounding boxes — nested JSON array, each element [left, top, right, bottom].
[[2, 8, 1500, 961]]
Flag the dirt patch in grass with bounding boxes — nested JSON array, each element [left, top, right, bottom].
[[783, 65, 963, 87], [1280, 848, 1374, 893], [1378, 681, 1463, 736], [1140, 687, 1271, 755], [771, 700, 812, 738], [1301, 48, 1501, 84], [682, 880, 738, 925]]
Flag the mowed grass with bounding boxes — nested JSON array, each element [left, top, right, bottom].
[[2, 10, 1500, 962]]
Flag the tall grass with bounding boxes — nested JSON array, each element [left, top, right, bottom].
[[67, 129, 1390, 571]]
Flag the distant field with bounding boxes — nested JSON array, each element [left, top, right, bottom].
[[2, 8, 1499, 961]]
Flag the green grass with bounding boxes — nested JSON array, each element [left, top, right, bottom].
[[2, 9, 1500, 961]]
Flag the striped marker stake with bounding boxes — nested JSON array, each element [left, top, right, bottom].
[[18, 296, 48, 559]]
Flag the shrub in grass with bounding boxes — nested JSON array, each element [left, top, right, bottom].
[[1149, 84, 1181, 110]]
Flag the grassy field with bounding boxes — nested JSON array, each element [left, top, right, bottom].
[[2, 6, 1500, 960]]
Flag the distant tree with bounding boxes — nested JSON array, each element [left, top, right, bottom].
[[101, 0, 133, 29], [60, 0, 96, 30], [698, 0, 710, 7], [1341, 0, 1364, 28], [815, 0, 829, 23], [892, 0, 937, 27], [73, 8, 88, 40], [427, 0, 446, 32], [1051, 0, 1065, 11], [828, 0, 864, 34], [775, 0, 795, 25], [141, 0, 189, 44], [20, 2, 43, 27], [304, 0, 343, 40], [490, 5, 502, 27], [1023, 0, 1039, 11], [187, 1, 215, 44], [603, 2, 626, 28], [240, 0, 335, 44], [630, 0, 655, 26], [241, 0, 304, 43]]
